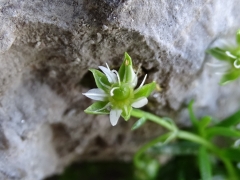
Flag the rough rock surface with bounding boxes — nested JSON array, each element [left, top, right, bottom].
[[0, 0, 240, 179]]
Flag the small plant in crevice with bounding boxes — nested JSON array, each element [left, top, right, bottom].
[[82, 52, 155, 126], [83, 53, 240, 180], [207, 29, 240, 85]]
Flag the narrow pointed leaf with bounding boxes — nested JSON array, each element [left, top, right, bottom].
[[219, 69, 240, 85], [198, 147, 212, 180], [121, 105, 132, 121], [131, 117, 147, 130], [216, 109, 240, 127], [188, 100, 198, 129], [206, 127, 240, 139], [221, 148, 240, 162], [199, 116, 212, 128], [84, 101, 110, 115], [89, 69, 111, 91], [198, 116, 212, 137], [236, 29, 240, 46], [206, 47, 232, 61], [134, 82, 156, 99]]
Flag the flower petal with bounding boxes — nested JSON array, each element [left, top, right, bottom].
[[82, 88, 108, 101], [131, 97, 148, 108], [110, 109, 122, 126], [129, 70, 138, 88], [99, 66, 118, 83]]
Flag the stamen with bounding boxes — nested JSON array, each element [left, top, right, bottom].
[[112, 70, 121, 85], [136, 63, 142, 76], [139, 74, 147, 88], [110, 87, 120, 96], [134, 74, 147, 94], [226, 51, 237, 59], [234, 60, 240, 69], [106, 63, 110, 70]]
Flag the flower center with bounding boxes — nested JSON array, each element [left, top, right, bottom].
[[111, 85, 131, 101]]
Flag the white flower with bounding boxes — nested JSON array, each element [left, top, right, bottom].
[[83, 53, 156, 126]]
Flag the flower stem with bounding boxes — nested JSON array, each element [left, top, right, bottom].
[[131, 109, 174, 131]]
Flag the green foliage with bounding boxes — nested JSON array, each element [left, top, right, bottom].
[[222, 148, 240, 162], [216, 109, 240, 127], [236, 29, 240, 46], [205, 127, 240, 139], [198, 147, 212, 180], [131, 101, 240, 180]]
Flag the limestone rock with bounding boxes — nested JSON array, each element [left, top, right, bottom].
[[0, 0, 240, 179]]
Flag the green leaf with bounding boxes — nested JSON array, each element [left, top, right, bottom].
[[219, 69, 240, 85], [84, 101, 110, 115], [89, 69, 111, 91], [131, 117, 147, 130], [121, 105, 132, 121], [221, 148, 240, 162], [198, 116, 212, 137], [206, 127, 240, 139], [216, 109, 240, 127], [198, 147, 212, 180], [199, 116, 212, 128], [206, 47, 232, 61], [236, 29, 240, 46], [188, 100, 199, 129], [134, 82, 156, 99]]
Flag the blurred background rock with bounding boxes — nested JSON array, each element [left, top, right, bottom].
[[0, 0, 240, 179]]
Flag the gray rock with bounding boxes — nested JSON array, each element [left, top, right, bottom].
[[0, 0, 240, 179]]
